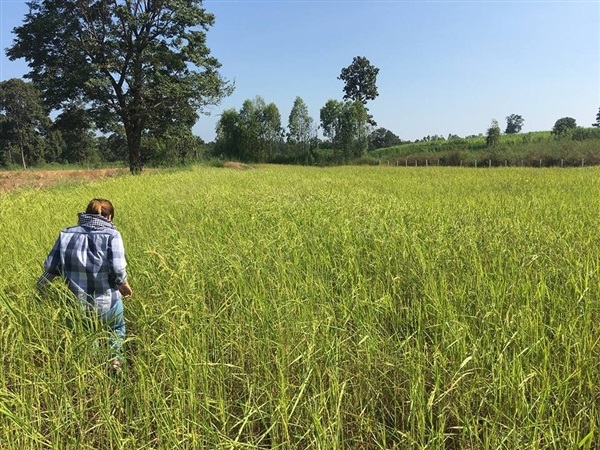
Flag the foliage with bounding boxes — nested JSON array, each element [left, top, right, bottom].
[[338, 56, 380, 105], [592, 107, 600, 127], [214, 96, 283, 163], [287, 97, 316, 164], [486, 119, 501, 147], [552, 117, 577, 137], [97, 128, 128, 163], [0, 78, 51, 168], [505, 114, 524, 134], [320, 99, 369, 162], [53, 105, 98, 164], [367, 129, 600, 167], [7, 0, 233, 173], [1, 166, 599, 448], [338, 56, 379, 126], [368, 127, 402, 150]]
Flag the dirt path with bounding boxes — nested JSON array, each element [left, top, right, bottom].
[[0, 168, 128, 192]]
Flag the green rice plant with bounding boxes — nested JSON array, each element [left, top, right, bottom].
[[1, 165, 599, 449]]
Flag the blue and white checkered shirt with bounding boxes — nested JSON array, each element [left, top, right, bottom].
[[37, 213, 128, 314]]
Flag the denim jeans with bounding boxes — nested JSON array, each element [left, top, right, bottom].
[[99, 299, 126, 363]]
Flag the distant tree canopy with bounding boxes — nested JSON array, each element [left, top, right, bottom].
[[486, 119, 500, 147], [0, 78, 51, 168], [53, 105, 98, 164], [552, 117, 577, 137], [593, 107, 600, 127], [320, 99, 369, 162], [369, 128, 402, 150], [287, 97, 316, 163], [338, 56, 379, 126], [7, 0, 232, 173], [505, 114, 524, 134], [215, 96, 283, 163]]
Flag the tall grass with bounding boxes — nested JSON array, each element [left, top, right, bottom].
[[1, 166, 599, 449]]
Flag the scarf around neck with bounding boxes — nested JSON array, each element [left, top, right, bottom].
[[78, 213, 116, 230]]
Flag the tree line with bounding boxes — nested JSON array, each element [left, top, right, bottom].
[[2, 0, 599, 170]]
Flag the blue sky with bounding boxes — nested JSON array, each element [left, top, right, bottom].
[[1, 0, 599, 141]]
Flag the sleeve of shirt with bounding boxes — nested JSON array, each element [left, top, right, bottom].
[[110, 232, 128, 286], [43, 236, 62, 276], [37, 236, 61, 293]]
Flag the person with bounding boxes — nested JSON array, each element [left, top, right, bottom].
[[37, 198, 133, 373]]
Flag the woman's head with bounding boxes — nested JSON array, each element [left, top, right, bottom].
[[86, 198, 115, 220]]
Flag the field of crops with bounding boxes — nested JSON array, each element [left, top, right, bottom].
[[1, 165, 599, 449]]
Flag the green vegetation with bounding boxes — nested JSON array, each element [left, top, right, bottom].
[[369, 129, 600, 167], [7, 0, 232, 173], [1, 165, 599, 448]]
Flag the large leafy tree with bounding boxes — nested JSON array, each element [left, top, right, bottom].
[[7, 0, 232, 173], [338, 56, 380, 105], [338, 56, 379, 126], [552, 117, 577, 137], [505, 114, 524, 134], [368, 127, 401, 150], [0, 78, 51, 168]]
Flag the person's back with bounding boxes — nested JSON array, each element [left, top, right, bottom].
[[38, 198, 133, 373], [44, 213, 127, 313]]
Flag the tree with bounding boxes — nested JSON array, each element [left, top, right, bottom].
[[338, 56, 380, 104], [505, 114, 524, 134], [215, 108, 242, 160], [0, 78, 50, 168], [552, 117, 577, 137], [287, 97, 315, 163], [486, 119, 500, 147], [338, 56, 379, 126], [53, 105, 97, 164], [215, 96, 283, 163], [7, 0, 233, 173], [368, 128, 402, 150], [320, 99, 369, 162], [592, 107, 600, 127]]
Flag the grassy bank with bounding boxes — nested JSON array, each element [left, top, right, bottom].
[[368, 130, 600, 167], [1, 165, 599, 448]]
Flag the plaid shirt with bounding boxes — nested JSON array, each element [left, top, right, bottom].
[[37, 213, 128, 314]]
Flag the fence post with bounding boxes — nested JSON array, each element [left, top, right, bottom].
[[475, 160, 478, 168], [561, 159, 564, 168], [426, 159, 428, 167], [488, 159, 491, 168], [539, 159, 542, 168], [415, 160, 418, 167]]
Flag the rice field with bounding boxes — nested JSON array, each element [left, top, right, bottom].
[[1, 165, 599, 449]]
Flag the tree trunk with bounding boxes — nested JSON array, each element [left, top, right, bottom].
[[125, 59, 145, 174], [19, 131, 26, 169], [126, 125, 143, 174]]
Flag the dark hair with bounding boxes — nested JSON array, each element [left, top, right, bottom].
[[86, 198, 114, 219]]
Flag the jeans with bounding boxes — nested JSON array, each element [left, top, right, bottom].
[[100, 299, 126, 363]]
